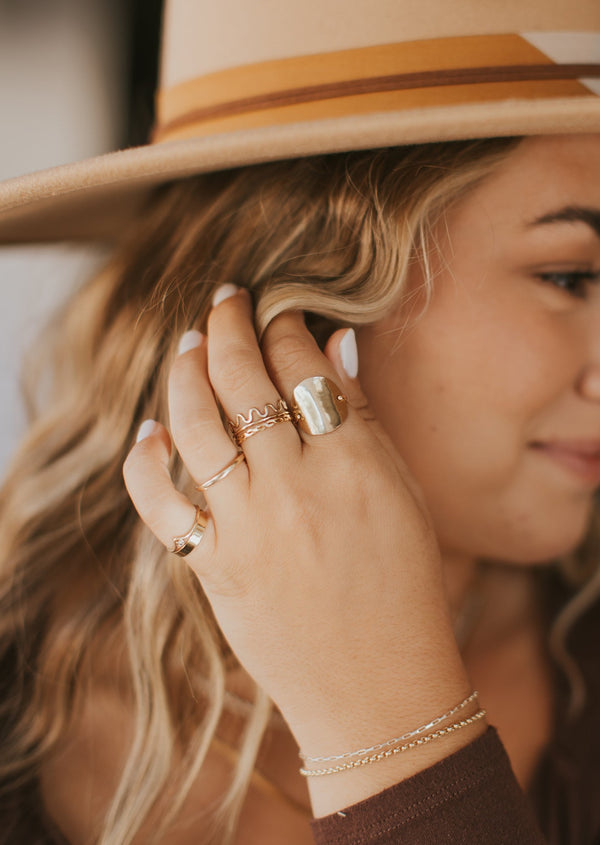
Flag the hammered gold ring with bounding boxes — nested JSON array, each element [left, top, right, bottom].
[[170, 505, 209, 556], [228, 399, 293, 446], [291, 376, 349, 435]]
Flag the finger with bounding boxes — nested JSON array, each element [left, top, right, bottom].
[[123, 420, 215, 563], [207, 286, 301, 462], [324, 327, 409, 455], [324, 328, 375, 419], [168, 330, 248, 515], [261, 313, 361, 442]]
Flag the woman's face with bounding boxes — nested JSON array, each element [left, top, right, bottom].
[[357, 134, 600, 565]]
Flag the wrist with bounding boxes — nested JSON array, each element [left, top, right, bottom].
[[279, 625, 471, 757], [306, 709, 488, 817]]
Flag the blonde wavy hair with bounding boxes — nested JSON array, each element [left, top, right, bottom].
[[1, 137, 598, 844]]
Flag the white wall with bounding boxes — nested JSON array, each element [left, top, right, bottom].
[[0, 0, 126, 475]]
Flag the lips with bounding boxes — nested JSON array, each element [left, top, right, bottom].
[[530, 440, 600, 485]]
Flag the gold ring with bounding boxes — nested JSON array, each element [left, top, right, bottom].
[[196, 451, 246, 490], [228, 399, 293, 446], [170, 505, 209, 556], [291, 376, 349, 435]]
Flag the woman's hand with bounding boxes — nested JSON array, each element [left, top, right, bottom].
[[123, 285, 481, 813]]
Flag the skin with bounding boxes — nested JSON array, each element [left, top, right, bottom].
[[359, 133, 600, 577], [43, 134, 600, 843]]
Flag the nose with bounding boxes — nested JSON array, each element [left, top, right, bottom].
[[578, 365, 600, 401], [576, 297, 600, 401]]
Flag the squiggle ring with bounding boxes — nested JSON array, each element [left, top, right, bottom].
[[228, 399, 293, 446]]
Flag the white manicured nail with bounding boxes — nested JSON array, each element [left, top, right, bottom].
[[136, 419, 160, 442], [177, 330, 204, 355], [339, 328, 358, 378], [212, 283, 239, 307]]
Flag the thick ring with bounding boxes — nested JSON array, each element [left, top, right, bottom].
[[292, 376, 349, 435], [228, 399, 293, 446], [196, 451, 246, 491], [170, 505, 209, 556]]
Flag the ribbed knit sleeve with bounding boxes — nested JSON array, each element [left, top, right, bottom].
[[311, 727, 545, 844]]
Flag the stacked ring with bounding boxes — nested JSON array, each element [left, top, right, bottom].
[[228, 398, 293, 446], [170, 377, 348, 557]]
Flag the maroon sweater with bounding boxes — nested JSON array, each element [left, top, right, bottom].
[[311, 728, 545, 843]]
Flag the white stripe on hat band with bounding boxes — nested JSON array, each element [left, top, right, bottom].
[[521, 32, 600, 64], [521, 33, 600, 95]]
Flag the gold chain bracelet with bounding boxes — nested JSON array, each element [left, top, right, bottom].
[[299, 708, 487, 777], [299, 690, 479, 764]]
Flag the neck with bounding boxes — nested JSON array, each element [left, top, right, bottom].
[[440, 551, 480, 619], [441, 551, 540, 655]]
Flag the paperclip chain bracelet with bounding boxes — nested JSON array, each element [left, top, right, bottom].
[[299, 708, 487, 777], [299, 690, 479, 764]]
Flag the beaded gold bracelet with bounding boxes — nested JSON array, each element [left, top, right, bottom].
[[299, 708, 487, 777]]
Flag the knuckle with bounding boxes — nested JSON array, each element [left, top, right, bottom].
[[172, 411, 215, 446], [142, 496, 168, 530], [170, 351, 205, 395], [264, 333, 312, 378], [169, 350, 193, 388], [274, 488, 307, 529], [123, 439, 151, 481], [210, 345, 256, 393]]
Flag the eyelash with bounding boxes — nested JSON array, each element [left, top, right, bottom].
[[537, 271, 600, 299]]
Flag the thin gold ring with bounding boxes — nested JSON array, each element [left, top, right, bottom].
[[170, 505, 208, 556], [196, 451, 246, 491], [228, 399, 293, 446]]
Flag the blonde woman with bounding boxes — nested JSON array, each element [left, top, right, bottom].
[[1, 2, 600, 844]]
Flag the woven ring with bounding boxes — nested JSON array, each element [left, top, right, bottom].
[[228, 399, 293, 446], [170, 505, 209, 556], [196, 451, 246, 491]]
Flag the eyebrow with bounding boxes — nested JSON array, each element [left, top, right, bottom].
[[526, 206, 600, 239]]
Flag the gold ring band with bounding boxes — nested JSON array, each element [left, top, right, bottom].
[[196, 451, 246, 490], [228, 399, 293, 446], [292, 376, 349, 435], [170, 505, 208, 556]]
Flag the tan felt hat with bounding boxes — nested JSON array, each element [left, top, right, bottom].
[[0, 0, 599, 244]]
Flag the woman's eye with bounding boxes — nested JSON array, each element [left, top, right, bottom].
[[537, 271, 600, 299]]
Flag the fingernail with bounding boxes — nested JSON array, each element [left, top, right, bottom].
[[178, 329, 204, 355], [212, 283, 239, 307], [339, 329, 358, 378], [136, 419, 160, 442]]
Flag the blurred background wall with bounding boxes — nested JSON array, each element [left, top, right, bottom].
[[0, 0, 161, 475]]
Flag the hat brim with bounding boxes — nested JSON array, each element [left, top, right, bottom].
[[1, 96, 599, 244]]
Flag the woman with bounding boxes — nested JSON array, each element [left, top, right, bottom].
[[1, 1, 600, 843]]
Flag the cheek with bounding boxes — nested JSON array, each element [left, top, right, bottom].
[[358, 305, 586, 562], [378, 307, 566, 476]]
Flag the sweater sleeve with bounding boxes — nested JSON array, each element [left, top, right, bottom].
[[310, 727, 546, 844]]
